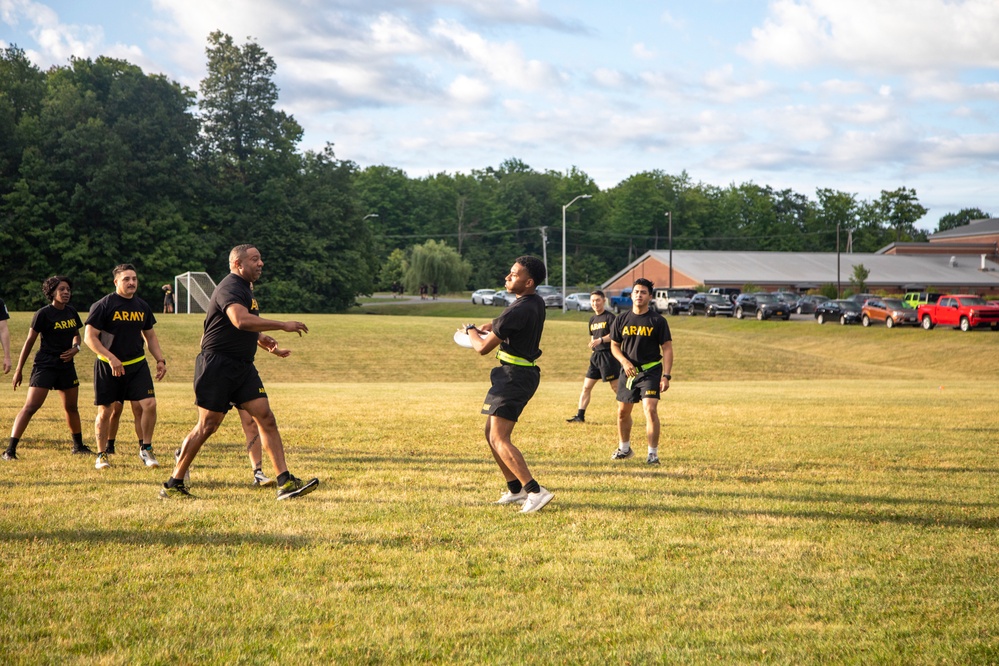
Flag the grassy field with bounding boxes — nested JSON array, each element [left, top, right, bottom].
[[1, 306, 997, 663]]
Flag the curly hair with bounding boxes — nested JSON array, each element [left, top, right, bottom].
[[42, 276, 72, 301]]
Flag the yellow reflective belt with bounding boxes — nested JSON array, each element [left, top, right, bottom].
[[98, 354, 146, 366], [495, 350, 536, 367], [626, 360, 662, 390]]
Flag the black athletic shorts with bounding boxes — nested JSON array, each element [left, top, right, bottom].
[[481, 364, 540, 422], [194, 352, 266, 413], [616, 365, 663, 403], [29, 363, 79, 391], [585, 350, 620, 382], [93, 359, 155, 405]]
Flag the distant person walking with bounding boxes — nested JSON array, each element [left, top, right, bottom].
[[0, 296, 10, 375], [462, 255, 554, 513], [161, 244, 318, 500], [5, 276, 90, 460], [566, 290, 620, 423], [609, 278, 673, 465], [162, 284, 175, 314], [84, 263, 167, 471]]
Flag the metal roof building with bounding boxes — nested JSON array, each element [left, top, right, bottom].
[[602, 250, 999, 295]]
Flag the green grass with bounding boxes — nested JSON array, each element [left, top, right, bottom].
[[1, 310, 997, 663]]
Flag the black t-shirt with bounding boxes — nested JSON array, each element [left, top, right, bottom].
[[0, 298, 8, 321], [492, 292, 545, 363], [31, 304, 83, 368], [588, 311, 615, 352], [201, 273, 260, 362], [610, 308, 671, 366], [85, 293, 155, 361]]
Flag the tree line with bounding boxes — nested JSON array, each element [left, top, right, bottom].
[[1, 36, 991, 312]]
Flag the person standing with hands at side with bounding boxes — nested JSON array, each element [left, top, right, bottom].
[[610, 278, 673, 465], [84, 263, 167, 471], [566, 290, 620, 423], [161, 244, 318, 500], [0, 296, 11, 375], [5, 276, 89, 460], [462, 256, 554, 514]]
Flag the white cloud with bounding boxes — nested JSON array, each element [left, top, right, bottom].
[[702, 64, 775, 102], [632, 42, 655, 60], [447, 74, 491, 104], [739, 0, 999, 73]]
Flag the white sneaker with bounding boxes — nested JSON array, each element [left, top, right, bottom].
[[494, 489, 528, 505], [520, 486, 554, 513], [253, 469, 276, 487], [95, 452, 110, 470], [611, 447, 633, 460], [139, 447, 159, 468]]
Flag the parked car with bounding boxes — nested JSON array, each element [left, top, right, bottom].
[[564, 292, 593, 311], [653, 288, 697, 315], [903, 291, 943, 311], [708, 287, 741, 303], [917, 294, 999, 331], [535, 285, 564, 309], [814, 299, 862, 325], [795, 294, 830, 314], [733, 293, 791, 320], [471, 288, 496, 305], [847, 293, 877, 306], [609, 289, 632, 314], [774, 292, 801, 310], [688, 293, 734, 317], [861, 298, 918, 328]]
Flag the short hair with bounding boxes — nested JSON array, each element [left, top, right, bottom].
[[112, 263, 136, 279], [515, 255, 546, 286], [590, 290, 606, 299], [633, 277, 654, 293], [42, 276, 71, 301], [229, 244, 256, 267]]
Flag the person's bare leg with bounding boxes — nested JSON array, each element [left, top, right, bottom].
[[486, 415, 532, 484], [241, 397, 287, 475], [171, 407, 225, 479]]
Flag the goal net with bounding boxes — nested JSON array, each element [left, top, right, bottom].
[[174, 272, 217, 314]]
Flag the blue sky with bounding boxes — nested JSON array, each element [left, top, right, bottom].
[[3, 0, 999, 230]]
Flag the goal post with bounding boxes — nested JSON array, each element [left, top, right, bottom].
[[174, 272, 217, 314]]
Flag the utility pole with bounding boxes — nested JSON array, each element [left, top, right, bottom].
[[540, 226, 548, 285]]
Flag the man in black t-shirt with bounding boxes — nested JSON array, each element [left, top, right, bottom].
[[84, 264, 168, 471], [160, 244, 318, 500], [0, 297, 10, 375], [610, 278, 674, 466], [566, 290, 620, 424], [461, 256, 554, 514]]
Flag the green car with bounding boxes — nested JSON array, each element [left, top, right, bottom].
[[903, 291, 942, 310]]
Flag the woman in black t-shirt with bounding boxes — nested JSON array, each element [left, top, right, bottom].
[[4, 276, 89, 460]]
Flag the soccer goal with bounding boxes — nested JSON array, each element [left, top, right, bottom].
[[174, 272, 217, 314]]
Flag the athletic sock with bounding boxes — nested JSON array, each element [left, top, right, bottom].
[[507, 479, 523, 494], [277, 471, 290, 486], [7, 437, 18, 453], [71, 433, 84, 448], [648, 446, 658, 456], [106, 438, 115, 449], [523, 479, 540, 494], [619, 441, 631, 453], [166, 476, 182, 488], [140, 440, 149, 450], [576, 409, 586, 419]]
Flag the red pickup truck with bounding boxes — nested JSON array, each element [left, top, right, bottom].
[[917, 295, 999, 332]]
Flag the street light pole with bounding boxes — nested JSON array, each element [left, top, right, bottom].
[[667, 211, 673, 288], [562, 194, 592, 313]]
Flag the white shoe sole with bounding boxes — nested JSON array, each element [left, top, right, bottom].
[[520, 490, 554, 513]]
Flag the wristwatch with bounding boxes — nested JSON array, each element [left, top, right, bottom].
[[664, 374, 672, 380]]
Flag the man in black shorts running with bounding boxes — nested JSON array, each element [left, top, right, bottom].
[[462, 255, 553, 514], [84, 264, 167, 471], [609, 278, 673, 465], [566, 290, 620, 423], [160, 244, 318, 500]]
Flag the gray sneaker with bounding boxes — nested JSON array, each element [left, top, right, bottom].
[[253, 469, 276, 487], [611, 447, 633, 460], [646, 453, 660, 465], [139, 447, 159, 468]]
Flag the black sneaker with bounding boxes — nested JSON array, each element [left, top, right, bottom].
[[2, 450, 17, 461], [71, 445, 94, 455], [276, 475, 319, 500], [565, 415, 585, 423], [159, 482, 195, 499]]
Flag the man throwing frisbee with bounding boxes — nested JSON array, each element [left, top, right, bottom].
[[609, 278, 673, 465], [461, 256, 553, 513]]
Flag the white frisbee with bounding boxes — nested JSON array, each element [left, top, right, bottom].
[[453, 330, 474, 348]]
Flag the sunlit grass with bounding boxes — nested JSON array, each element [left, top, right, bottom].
[[1, 310, 997, 663]]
